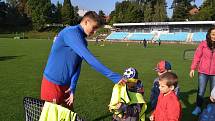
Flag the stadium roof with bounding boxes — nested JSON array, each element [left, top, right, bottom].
[[113, 21, 215, 26]]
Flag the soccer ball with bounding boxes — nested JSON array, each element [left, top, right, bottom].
[[123, 67, 136, 79]]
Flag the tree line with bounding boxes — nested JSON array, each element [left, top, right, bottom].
[[109, 0, 215, 24], [0, 0, 215, 33], [0, 0, 79, 32]]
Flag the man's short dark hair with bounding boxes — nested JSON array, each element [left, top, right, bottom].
[[82, 11, 104, 27], [159, 72, 178, 88]]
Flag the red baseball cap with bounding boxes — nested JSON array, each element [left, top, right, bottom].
[[154, 60, 172, 73]]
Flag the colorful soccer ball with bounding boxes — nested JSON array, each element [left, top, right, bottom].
[[123, 67, 136, 79]]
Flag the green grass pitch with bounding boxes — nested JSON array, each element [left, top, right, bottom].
[[0, 38, 211, 120]]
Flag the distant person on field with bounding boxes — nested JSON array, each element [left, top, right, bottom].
[[40, 11, 126, 110], [157, 39, 161, 46], [95, 36, 99, 45], [190, 27, 215, 116], [100, 39, 105, 46], [150, 60, 180, 111], [139, 41, 142, 44], [150, 72, 182, 121], [143, 39, 147, 48]]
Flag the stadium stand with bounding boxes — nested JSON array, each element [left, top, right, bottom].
[[158, 32, 188, 42], [127, 33, 154, 41], [106, 32, 128, 40], [105, 32, 207, 42], [192, 32, 207, 42], [110, 21, 215, 42]]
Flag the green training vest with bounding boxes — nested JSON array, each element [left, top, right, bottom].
[[109, 84, 147, 121], [39, 102, 76, 121]]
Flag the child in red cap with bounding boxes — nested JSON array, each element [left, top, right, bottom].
[[150, 60, 180, 111]]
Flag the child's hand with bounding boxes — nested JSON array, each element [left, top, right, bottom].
[[210, 96, 215, 102], [108, 105, 112, 112], [137, 88, 144, 93], [149, 115, 154, 121], [116, 103, 122, 109]]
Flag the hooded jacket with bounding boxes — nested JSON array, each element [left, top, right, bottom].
[[191, 40, 215, 75]]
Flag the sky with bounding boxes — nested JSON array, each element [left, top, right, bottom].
[[51, 0, 123, 15], [51, 0, 203, 17]]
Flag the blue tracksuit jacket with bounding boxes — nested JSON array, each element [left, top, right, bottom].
[[44, 25, 122, 93]]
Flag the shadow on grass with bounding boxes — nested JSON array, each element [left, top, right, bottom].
[[0, 55, 25, 61], [180, 89, 198, 120], [180, 89, 211, 121], [92, 89, 210, 121], [92, 113, 112, 121]]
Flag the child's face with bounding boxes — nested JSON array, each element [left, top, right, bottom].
[[127, 82, 136, 89], [210, 29, 215, 41], [159, 79, 173, 95], [157, 70, 167, 76]]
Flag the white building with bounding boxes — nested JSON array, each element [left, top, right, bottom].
[[78, 9, 88, 17]]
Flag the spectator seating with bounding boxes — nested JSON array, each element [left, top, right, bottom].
[[127, 33, 154, 41], [106, 32, 128, 40], [106, 32, 207, 42], [158, 32, 188, 41], [192, 32, 207, 42]]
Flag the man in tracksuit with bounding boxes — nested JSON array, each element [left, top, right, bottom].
[[41, 11, 125, 109]]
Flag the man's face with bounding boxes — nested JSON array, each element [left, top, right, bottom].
[[159, 80, 173, 94], [84, 18, 99, 36]]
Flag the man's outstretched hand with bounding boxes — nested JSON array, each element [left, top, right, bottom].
[[65, 88, 74, 106], [118, 78, 127, 85]]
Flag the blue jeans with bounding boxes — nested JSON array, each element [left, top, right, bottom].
[[196, 73, 215, 107]]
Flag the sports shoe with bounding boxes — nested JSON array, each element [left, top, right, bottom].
[[192, 106, 201, 116]]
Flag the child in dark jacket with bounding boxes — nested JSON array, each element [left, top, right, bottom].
[[150, 60, 180, 111]]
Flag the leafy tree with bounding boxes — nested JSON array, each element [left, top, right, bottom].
[[6, 0, 17, 7], [98, 10, 106, 24], [172, 1, 190, 21], [0, 1, 8, 28], [16, 0, 28, 14], [61, 0, 74, 25], [109, 1, 145, 23], [190, 0, 215, 20], [47, 4, 59, 23], [125, 3, 144, 22], [109, 0, 168, 23], [27, 0, 52, 30], [152, 0, 167, 22], [0, 0, 31, 32], [144, 3, 153, 22], [131, 4, 144, 22], [55, 1, 62, 23], [99, 10, 105, 17], [108, 11, 116, 25], [72, 6, 79, 24]]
